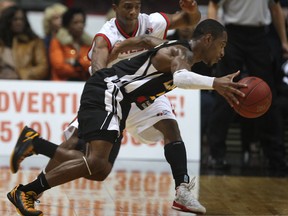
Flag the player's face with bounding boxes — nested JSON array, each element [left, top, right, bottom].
[[204, 31, 227, 67], [114, 0, 141, 23]]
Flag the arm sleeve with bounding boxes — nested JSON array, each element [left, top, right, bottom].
[[173, 69, 215, 90]]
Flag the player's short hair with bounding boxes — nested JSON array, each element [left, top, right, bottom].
[[192, 19, 226, 40], [112, 0, 141, 6]]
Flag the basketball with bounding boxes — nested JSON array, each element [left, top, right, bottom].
[[233, 76, 272, 118]]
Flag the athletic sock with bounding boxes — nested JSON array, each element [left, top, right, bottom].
[[33, 137, 58, 158], [164, 141, 190, 188], [20, 171, 51, 195]]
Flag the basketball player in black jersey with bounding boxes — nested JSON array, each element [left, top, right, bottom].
[[7, 19, 247, 216], [9, 0, 208, 214]]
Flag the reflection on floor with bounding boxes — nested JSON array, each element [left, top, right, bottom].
[[1, 156, 288, 216], [0, 156, 200, 216]]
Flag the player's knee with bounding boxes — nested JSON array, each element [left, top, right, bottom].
[[85, 167, 111, 181], [85, 156, 109, 175], [95, 168, 112, 181]]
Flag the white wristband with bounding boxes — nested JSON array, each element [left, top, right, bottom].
[[173, 69, 215, 90]]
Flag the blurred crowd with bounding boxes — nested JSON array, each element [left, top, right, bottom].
[[0, 0, 288, 176], [0, 0, 92, 81]]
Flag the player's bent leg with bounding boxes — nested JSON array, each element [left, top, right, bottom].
[[45, 130, 85, 173], [84, 138, 120, 181], [154, 119, 206, 214], [154, 119, 189, 187], [10, 126, 85, 174], [7, 140, 113, 215], [153, 119, 182, 143], [46, 140, 113, 186]]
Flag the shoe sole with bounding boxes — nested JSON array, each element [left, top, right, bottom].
[[172, 201, 206, 214], [7, 192, 24, 216], [10, 126, 36, 173]]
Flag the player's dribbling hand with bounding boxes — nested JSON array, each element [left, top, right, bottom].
[[213, 70, 247, 107], [179, 0, 198, 14]]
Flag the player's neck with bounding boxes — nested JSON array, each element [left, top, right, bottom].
[[115, 19, 138, 37]]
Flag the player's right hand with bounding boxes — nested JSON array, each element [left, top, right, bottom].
[[213, 71, 247, 107], [179, 0, 198, 14]]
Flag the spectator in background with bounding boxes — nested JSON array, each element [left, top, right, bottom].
[[0, 5, 49, 79], [105, 7, 115, 21], [49, 7, 92, 81], [43, 3, 67, 53], [206, 0, 288, 176], [0, 0, 15, 15]]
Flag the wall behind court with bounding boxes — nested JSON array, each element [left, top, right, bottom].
[[0, 80, 200, 161]]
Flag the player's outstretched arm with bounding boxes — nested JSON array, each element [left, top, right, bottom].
[[108, 36, 167, 63], [172, 69, 246, 107]]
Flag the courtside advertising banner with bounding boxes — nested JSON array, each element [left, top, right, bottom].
[[0, 80, 200, 161]]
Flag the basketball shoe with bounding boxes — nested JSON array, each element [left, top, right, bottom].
[[7, 184, 43, 216], [172, 177, 206, 214], [10, 126, 39, 173]]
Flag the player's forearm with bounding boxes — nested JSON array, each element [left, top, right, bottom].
[[115, 36, 166, 52], [173, 69, 214, 89], [207, 1, 219, 20], [91, 49, 109, 74], [169, 0, 201, 29]]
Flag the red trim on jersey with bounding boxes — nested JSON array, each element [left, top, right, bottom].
[[159, 12, 170, 39], [115, 19, 139, 38], [87, 33, 112, 61]]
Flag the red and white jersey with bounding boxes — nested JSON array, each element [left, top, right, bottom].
[[88, 12, 170, 67]]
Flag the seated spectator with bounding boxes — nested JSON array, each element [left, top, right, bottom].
[[49, 7, 92, 81], [42, 3, 67, 52], [0, 5, 49, 80]]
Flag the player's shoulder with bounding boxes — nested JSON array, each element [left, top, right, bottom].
[[98, 18, 119, 36], [139, 12, 166, 21], [101, 18, 117, 29]]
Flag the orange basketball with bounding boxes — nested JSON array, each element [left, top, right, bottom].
[[233, 76, 272, 118]]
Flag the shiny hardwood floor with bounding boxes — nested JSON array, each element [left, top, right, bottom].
[[0, 156, 288, 216]]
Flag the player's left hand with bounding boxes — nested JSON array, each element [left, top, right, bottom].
[[179, 0, 198, 14]]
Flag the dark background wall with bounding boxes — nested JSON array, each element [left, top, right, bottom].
[[16, 0, 209, 14]]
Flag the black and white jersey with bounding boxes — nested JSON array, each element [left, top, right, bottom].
[[79, 40, 191, 140], [111, 40, 190, 110], [81, 40, 190, 123]]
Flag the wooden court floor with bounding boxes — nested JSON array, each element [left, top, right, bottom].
[[0, 157, 288, 216]]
